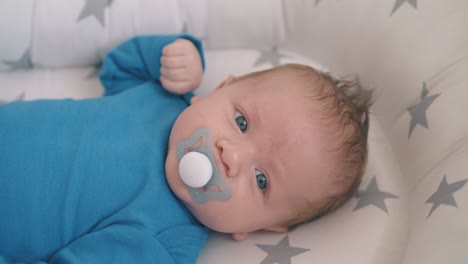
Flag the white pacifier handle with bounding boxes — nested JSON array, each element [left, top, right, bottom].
[[179, 151, 213, 188]]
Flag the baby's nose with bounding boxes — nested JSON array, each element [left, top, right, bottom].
[[215, 140, 240, 177]]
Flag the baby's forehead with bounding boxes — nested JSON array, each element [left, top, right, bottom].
[[267, 138, 336, 218], [237, 76, 326, 141], [255, 68, 313, 88], [248, 73, 324, 110], [254, 101, 330, 171]]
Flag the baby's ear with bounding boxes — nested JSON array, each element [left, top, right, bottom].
[[215, 75, 236, 91], [232, 232, 249, 241], [263, 225, 288, 233], [231, 225, 288, 241]]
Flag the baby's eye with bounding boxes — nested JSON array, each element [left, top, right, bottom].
[[255, 169, 268, 192], [235, 111, 248, 133]]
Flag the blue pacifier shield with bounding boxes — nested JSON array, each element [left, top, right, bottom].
[[176, 127, 232, 203]]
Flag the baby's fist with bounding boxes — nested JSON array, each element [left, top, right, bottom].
[[160, 39, 203, 94]]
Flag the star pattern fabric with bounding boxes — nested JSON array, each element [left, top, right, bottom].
[[391, 0, 417, 15], [426, 175, 468, 218], [254, 46, 288, 67], [3, 49, 32, 70], [0, 92, 25, 104], [407, 82, 441, 138], [181, 22, 189, 34], [77, 0, 114, 27], [354, 177, 399, 214], [256, 235, 310, 264]]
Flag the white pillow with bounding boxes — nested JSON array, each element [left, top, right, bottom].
[[203, 0, 285, 50], [31, 0, 183, 67], [197, 49, 328, 96]]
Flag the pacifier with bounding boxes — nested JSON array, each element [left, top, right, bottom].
[[179, 152, 212, 188], [176, 127, 232, 203]]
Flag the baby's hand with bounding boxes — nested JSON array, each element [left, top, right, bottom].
[[160, 39, 203, 94]]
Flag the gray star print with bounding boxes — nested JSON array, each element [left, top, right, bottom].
[[181, 22, 189, 34], [256, 235, 309, 264], [254, 46, 288, 67], [391, 0, 417, 15], [315, 0, 321, 6], [354, 177, 399, 214], [0, 92, 25, 104], [426, 175, 468, 218], [77, 0, 114, 27], [407, 82, 441, 138], [3, 49, 32, 70]]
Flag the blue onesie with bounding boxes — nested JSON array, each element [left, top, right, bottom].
[[0, 34, 208, 263]]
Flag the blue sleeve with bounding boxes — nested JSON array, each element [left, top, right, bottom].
[[99, 34, 205, 96], [0, 225, 207, 264]]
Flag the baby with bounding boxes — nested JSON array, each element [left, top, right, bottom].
[[0, 34, 371, 263]]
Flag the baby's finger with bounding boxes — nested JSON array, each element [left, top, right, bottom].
[[160, 55, 186, 69], [162, 39, 190, 56], [160, 67, 189, 82], [160, 76, 190, 94]]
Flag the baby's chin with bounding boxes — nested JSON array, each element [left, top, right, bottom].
[[188, 209, 230, 233], [183, 201, 256, 234], [164, 147, 187, 199]]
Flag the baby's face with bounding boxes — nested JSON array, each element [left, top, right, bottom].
[[165, 72, 335, 238]]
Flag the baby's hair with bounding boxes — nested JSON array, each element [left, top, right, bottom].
[[234, 64, 373, 228], [302, 66, 373, 224]]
